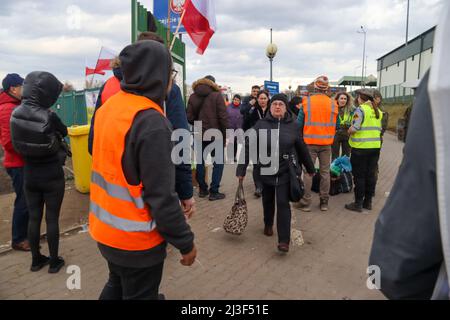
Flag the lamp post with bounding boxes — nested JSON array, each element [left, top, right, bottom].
[[357, 26, 367, 88], [352, 66, 361, 92], [266, 28, 278, 82]]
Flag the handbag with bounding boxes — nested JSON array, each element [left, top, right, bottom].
[[288, 154, 305, 202], [223, 180, 248, 235]]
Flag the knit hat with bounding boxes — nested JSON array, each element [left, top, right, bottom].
[[314, 75, 330, 92], [270, 93, 288, 107], [205, 75, 216, 83], [2, 73, 24, 91]]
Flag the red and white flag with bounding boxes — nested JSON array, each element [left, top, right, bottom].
[[85, 67, 105, 77], [182, 0, 217, 55], [94, 47, 117, 73]]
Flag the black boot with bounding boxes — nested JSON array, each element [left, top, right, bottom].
[[345, 201, 363, 213], [363, 198, 373, 210], [48, 257, 65, 274], [30, 254, 50, 272]]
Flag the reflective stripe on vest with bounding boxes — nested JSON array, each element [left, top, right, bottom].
[[303, 95, 338, 145], [101, 76, 121, 105], [349, 103, 383, 149], [89, 90, 165, 251]]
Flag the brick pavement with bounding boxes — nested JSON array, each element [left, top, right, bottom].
[[0, 133, 404, 300]]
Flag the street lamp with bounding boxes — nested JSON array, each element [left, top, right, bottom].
[[357, 26, 367, 88], [266, 28, 278, 82]]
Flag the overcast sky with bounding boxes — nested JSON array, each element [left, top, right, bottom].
[[0, 0, 444, 94]]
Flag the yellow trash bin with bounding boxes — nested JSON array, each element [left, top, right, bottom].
[[68, 125, 92, 194]]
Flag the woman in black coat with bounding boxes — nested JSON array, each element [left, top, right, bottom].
[[10, 71, 68, 273], [236, 94, 315, 253]]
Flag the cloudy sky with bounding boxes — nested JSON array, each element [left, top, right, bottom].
[[0, 0, 444, 94]]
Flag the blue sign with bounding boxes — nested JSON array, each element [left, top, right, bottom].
[[264, 81, 280, 96], [154, 0, 186, 34]]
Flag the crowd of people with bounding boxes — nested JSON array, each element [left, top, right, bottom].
[[0, 32, 387, 299]]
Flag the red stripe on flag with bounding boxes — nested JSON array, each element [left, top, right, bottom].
[[95, 59, 112, 71], [182, 0, 215, 55]]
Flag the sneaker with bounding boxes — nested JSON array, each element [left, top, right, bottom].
[[12, 240, 31, 252], [345, 202, 363, 213], [209, 192, 226, 201], [30, 255, 50, 272], [254, 188, 262, 198], [48, 257, 65, 274], [320, 199, 329, 212], [277, 243, 289, 253], [199, 189, 209, 198], [263, 225, 273, 237]]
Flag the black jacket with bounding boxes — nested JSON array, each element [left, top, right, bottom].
[[242, 103, 269, 131], [369, 71, 443, 299], [97, 41, 194, 268], [10, 71, 67, 166], [236, 111, 315, 186]]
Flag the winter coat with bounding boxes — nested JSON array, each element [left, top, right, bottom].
[[242, 103, 270, 131], [227, 103, 243, 130], [95, 40, 194, 268], [369, 71, 444, 299], [236, 111, 315, 186], [10, 71, 67, 166], [0, 91, 24, 168], [186, 78, 229, 137]]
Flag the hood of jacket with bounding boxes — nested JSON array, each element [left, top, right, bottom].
[[192, 78, 220, 97], [21, 72, 63, 109], [120, 40, 172, 107]]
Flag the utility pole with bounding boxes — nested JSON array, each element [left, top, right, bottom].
[[358, 26, 367, 88], [403, 0, 410, 99]]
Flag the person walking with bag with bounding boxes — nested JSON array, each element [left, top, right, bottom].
[[332, 92, 354, 160], [345, 89, 383, 212], [10, 71, 68, 273], [236, 94, 315, 253]]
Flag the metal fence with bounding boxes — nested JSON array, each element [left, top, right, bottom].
[[52, 88, 99, 127], [379, 84, 414, 104]]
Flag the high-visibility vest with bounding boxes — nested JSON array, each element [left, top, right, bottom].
[[89, 90, 165, 251], [338, 110, 353, 127], [349, 103, 383, 149], [101, 76, 121, 105], [302, 94, 338, 145]]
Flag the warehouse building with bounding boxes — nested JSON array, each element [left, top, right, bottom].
[[377, 26, 435, 102]]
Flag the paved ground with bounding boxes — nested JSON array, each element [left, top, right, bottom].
[[0, 133, 403, 300]]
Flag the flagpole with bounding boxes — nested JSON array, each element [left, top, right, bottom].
[[170, 8, 186, 51], [91, 46, 104, 88]]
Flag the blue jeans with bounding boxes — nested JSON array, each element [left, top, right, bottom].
[[6, 167, 29, 244], [196, 141, 224, 194]]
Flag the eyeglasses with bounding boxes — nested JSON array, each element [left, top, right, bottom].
[[171, 69, 178, 79]]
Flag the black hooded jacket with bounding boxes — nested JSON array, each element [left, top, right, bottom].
[[236, 111, 315, 186], [96, 41, 194, 268], [10, 71, 67, 166]]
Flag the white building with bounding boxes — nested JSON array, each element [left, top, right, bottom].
[[377, 26, 435, 102]]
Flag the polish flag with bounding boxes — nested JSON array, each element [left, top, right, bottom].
[[94, 47, 117, 72], [85, 67, 105, 77], [182, 0, 217, 55]]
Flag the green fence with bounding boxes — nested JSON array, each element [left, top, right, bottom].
[[52, 88, 99, 127]]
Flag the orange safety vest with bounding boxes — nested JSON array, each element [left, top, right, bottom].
[[302, 94, 338, 145], [101, 76, 121, 105], [89, 90, 165, 251]]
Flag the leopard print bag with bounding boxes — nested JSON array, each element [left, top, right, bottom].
[[223, 181, 248, 235]]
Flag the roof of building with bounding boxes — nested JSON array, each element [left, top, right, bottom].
[[377, 26, 436, 71], [336, 75, 377, 87]]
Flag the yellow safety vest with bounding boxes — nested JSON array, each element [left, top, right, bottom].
[[349, 103, 383, 149]]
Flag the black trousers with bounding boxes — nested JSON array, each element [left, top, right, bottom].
[[262, 182, 291, 244], [253, 164, 263, 190], [25, 169, 65, 262], [350, 149, 380, 202], [99, 261, 164, 300]]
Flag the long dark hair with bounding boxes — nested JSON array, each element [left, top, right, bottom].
[[359, 94, 380, 119]]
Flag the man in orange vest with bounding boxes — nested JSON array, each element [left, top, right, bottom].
[[91, 40, 196, 300], [295, 76, 338, 212]]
